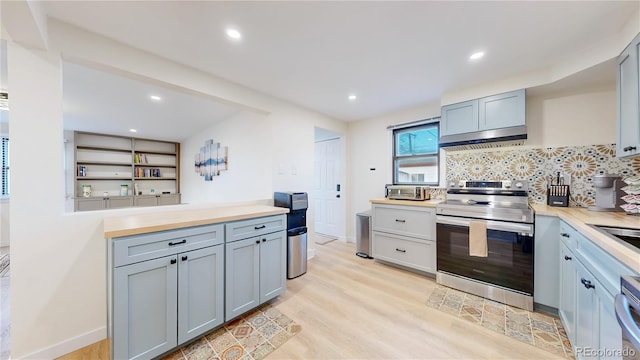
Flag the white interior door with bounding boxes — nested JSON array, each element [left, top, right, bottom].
[[313, 138, 343, 238]]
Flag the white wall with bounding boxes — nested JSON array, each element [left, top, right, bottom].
[[346, 102, 440, 241], [6, 20, 345, 360], [526, 83, 616, 147], [181, 111, 273, 204]]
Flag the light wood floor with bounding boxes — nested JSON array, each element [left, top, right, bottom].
[[60, 241, 563, 359]]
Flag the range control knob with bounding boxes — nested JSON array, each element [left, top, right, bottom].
[[515, 182, 524, 189], [503, 181, 512, 189], [458, 180, 465, 188], [449, 181, 456, 188]]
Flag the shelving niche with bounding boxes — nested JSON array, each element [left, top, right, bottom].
[[74, 131, 181, 211]]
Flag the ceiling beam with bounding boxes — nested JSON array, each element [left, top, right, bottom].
[[1, 0, 49, 49]]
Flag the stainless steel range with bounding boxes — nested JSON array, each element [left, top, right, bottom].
[[436, 180, 535, 311]]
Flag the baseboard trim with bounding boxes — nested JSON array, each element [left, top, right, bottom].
[[18, 327, 106, 360], [307, 248, 316, 260]]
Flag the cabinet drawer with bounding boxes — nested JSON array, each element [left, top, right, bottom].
[[372, 231, 435, 273], [113, 224, 224, 267], [372, 205, 435, 240], [225, 215, 286, 243], [559, 221, 578, 249], [576, 233, 637, 296]]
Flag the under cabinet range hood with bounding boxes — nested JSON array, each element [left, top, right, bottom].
[[439, 126, 527, 151]]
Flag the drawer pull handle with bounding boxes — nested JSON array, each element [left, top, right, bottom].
[[254, 225, 266, 230], [581, 278, 595, 289], [256, 240, 260, 244], [560, 233, 570, 238], [395, 248, 406, 253], [624, 146, 637, 152], [182, 256, 188, 261], [564, 255, 572, 261], [395, 219, 406, 223], [170, 259, 177, 265], [168, 239, 187, 246], [262, 238, 266, 242]]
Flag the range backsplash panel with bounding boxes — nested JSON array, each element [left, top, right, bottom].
[[445, 144, 639, 207]]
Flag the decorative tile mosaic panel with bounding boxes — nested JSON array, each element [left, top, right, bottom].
[[427, 285, 574, 358], [160, 303, 300, 360], [445, 144, 639, 207]]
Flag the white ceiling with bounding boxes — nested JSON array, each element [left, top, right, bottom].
[[3, 1, 638, 139]]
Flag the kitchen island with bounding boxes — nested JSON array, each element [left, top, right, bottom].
[[104, 203, 289, 360]]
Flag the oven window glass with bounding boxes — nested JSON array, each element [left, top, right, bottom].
[[392, 122, 439, 185], [437, 222, 534, 295]]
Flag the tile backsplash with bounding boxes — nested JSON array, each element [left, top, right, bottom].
[[445, 144, 639, 207]]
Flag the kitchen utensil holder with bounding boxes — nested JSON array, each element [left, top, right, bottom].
[[548, 185, 570, 207]]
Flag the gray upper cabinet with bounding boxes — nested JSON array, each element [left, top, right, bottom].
[[440, 99, 479, 136], [478, 89, 526, 131], [616, 32, 640, 158], [440, 89, 525, 137]]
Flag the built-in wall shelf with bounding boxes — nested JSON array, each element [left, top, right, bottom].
[[74, 131, 181, 211]]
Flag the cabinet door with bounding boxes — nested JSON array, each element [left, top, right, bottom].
[[108, 196, 134, 209], [134, 195, 158, 207], [178, 245, 224, 345], [158, 194, 181, 206], [478, 89, 526, 131], [534, 216, 559, 309], [225, 237, 260, 321], [75, 198, 105, 211], [440, 99, 479, 136], [616, 33, 640, 158], [597, 284, 623, 360], [113, 256, 178, 360], [574, 260, 600, 359], [259, 231, 286, 303], [559, 243, 576, 346]]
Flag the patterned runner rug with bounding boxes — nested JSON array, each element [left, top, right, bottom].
[[161, 303, 300, 360], [427, 285, 573, 359]]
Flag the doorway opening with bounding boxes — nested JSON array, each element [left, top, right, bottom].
[[313, 127, 346, 245]]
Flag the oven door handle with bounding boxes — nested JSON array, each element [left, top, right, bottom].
[[615, 293, 640, 351], [436, 215, 534, 235]]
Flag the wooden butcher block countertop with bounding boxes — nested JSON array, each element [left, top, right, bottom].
[[532, 204, 640, 273], [104, 204, 289, 238]]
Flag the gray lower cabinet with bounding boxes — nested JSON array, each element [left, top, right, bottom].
[[371, 204, 436, 274], [557, 220, 637, 359], [76, 196, 134, 211], [225, 216, 286, 321], [111, 224, 224, 360], [534, 215, 560, 309], [134, 194, 181, 207], [114, 255, 177, 360], [559, 242, 576, 346]]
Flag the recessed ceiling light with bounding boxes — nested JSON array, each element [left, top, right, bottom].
[[129, 129, 137, 133], [150, 95, 162, 101], [226, 28, 242, 40], [469, 51, 485, 60], [348, 94, 357, 101]]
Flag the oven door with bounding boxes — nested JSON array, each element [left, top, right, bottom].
[[436, 215, 534, 295], [615, 292, 640, 359]]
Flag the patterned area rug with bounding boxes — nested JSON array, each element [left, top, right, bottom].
[[427, 285, 573, 359], [161, 303, 300, 360]]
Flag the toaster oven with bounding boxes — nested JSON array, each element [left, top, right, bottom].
[[385, 185, 430, 201]]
